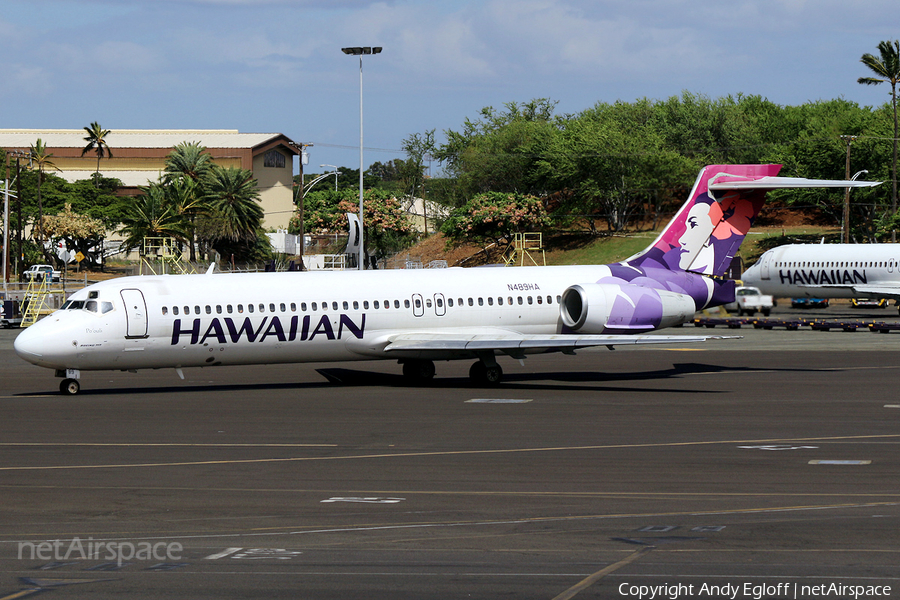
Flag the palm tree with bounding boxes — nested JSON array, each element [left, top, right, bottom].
[[859, 40, 900, 233], [202, 166, 263, 244], [119, 183, 189, 253], [163, 142, 214, 261], [164, 141, 212, 184], [29, 138, 58, 248], [81, 121, 113, 188]]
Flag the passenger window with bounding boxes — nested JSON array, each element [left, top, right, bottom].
[[497, 297, 503, 306], [193, 305, 199, 314], [184, 306, 190, 315], [353, 301, 359, 310], [162, 306, 168, 315], [238, 304, 244, 313], [518, 297, 523, 305], [468, 298, 474, 306], [487, 297, 493, 306], [332, 302, 338, 311], [300, 303, 307, 311], [363, 301, 369, 309], [290, 303, 296, 311], [385, 300, 390, 308], [227, 305, 233, 314], [343, 301, 349, 310], [398, 300, 403, 309], [312, 302, 318, 311], [259, 304, 265, 313], [426, 299, 432, 308], [271, 303, 277, 312], [537, 296, 543, 304], [374, 300, 380, 309], [478, 298, 484, 306], [437, 298, 443, 307], [216, 305, 222, 314], [279, 303, 285, 312], [415, 298, 422, 308], [205, 305, 212, 314], [173, 306, 179, 315], [527, 297, 533, 304], [248, 304, 255, 313], [508, 297, 513, 305], [448, 298, 453, 307]]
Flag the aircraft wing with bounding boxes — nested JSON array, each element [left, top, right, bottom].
[[379, 331, 731, 358], [810, 284, 900, 300], [709, 176, 881, 190]]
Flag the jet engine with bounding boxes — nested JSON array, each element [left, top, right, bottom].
[[560, 283, 696, 333]]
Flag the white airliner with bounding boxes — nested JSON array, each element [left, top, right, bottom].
[[14, 165, 879, 394], [742, 241, 900, 311]]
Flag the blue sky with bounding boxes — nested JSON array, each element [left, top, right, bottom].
[[0, 0, 896, 175]]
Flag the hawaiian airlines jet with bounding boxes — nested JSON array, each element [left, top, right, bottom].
[[14, 165, 878, 394], [742, 242, 900, 311]]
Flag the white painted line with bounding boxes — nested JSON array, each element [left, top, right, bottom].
[[885, 405, 900, 409], [739, 445, 818, 451], [809, 460, 872, 465], [321, 497, 405, 504], [466, 398, 532, 404], [204, 547, 242, 560]]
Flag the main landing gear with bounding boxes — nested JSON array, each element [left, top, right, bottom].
[[399, 358, 504, 385]]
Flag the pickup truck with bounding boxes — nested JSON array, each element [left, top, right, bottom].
[[22, 264, 61, 283], [725, 286, 774, 317]]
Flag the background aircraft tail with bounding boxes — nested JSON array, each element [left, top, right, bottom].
[[624, 164, 782, 277]]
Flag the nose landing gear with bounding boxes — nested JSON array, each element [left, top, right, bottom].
[[60, 378, 81, 395]]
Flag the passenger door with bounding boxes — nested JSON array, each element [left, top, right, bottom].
[[120, 289, 149, 338]]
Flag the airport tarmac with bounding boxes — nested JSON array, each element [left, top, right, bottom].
[[0, 306, 898, 599]]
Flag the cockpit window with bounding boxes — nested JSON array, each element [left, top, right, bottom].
[[100, 301, 114, 314], [68, 300, 85, 310], [85, 300, 99, 313]]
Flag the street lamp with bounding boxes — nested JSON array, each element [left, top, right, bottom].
[[842, 169, 869, 243], [320, 164, 342, 191], [342, 46, 382, 270]]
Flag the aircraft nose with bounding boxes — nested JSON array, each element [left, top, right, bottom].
[[13, 326, 43, 360], [14, 318, 72, 369]]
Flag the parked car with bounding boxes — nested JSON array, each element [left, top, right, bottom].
[[22, 264, 60, 283], [850, 298, 888, 308], [791, 297, 829, 309], [725, 286, 774, 316]]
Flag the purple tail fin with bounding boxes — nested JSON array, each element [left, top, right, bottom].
[[625, 164, 782, 276]]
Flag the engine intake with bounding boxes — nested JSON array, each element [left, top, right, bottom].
[[560, 283, 695, 333]]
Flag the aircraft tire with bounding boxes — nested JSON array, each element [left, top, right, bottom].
[[469, 361, 502, 385], [60, 379, 80, 395], [402, 359, 435, 381]]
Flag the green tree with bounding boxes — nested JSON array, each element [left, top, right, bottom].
[[39, 204, 106, 268], [859, 40, 900, 231], [440, 192, 549, 247], [200, 166, 263, 246], [80, 121, 113, 188], [119, 183, 189, 253], [163, 142, 215, 261], [28, 138, 58, 251]]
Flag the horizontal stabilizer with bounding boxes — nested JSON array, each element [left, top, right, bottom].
[[709, 175, 881, 190]]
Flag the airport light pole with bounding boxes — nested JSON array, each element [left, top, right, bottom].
[[320, 164, 342, 191], [342, 46, 382, 270]]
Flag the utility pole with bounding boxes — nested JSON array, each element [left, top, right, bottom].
[[294, 142, 313, 271]]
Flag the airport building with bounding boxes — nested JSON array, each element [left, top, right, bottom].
[[0, 129, 303, 230]]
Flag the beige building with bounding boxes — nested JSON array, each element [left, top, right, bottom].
[[0, 129, 302, 230]]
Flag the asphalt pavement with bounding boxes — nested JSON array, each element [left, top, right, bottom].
[[0, 301, 898, 599]]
